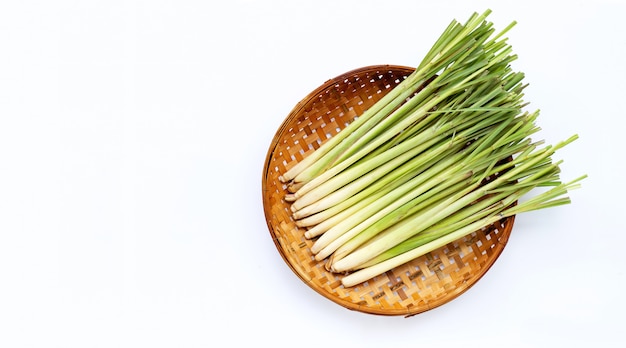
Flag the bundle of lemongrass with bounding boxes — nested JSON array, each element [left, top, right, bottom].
[[278, 10, 586, 288]]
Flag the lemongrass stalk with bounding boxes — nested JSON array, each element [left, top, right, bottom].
[[279, 74, 429, 184], [482, 135, 576, 187], [488, 166, 560, 193], [340, 175, 584, 287], [485, 19, 517, 48], [354, 187, 526, 269], [327, 163, 484, 265], [328, 24, 499, 167], [295, 83, 517, 207], [304, 137, 469, 245], [295, 135, 448, 226], [312, 160, 474, 259], [332, 156, 561, 273], [292, 16, 510, 185], [283, 12, 495, 184], [301, 192, 379, 238], [340, 184, 506, 269], [330, 185, 471, 273], [297, 132, 462, 229], [308, 106, 531, 254], [506, 174, 587, 214], [462, 113, 518, 164], [292, 42, 519, 198], [299, 168, 426, 236], [371, 79, 522, 158], [292, 87, 524, 211], [317, 169, 476, 262], [292, 86, 463, 202], [314, 118, 528, 260], [289, 93, 444, 204], [300, 111, 516, 234], [359, 183, 529, 261], [330, 135, 578, 273], [415, 10, 489, 71], [278, 70, 430, 184], [289, 126, 454, 213], [327, 131, 537, 265], [287, 181, 305, 193], [294, 107, 516, 220], [489, 112, 539, 150], [340, 211, 508, 287], [300, 143, 463, 237]]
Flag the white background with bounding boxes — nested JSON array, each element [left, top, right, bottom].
[[1, 0, 624, 347]]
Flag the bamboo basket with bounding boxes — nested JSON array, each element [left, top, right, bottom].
[[262, 65, 515, 317]]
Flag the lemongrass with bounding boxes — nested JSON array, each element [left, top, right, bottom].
[[330, 135, 578, 273], [277, 10, 586, 289], [340, 175, 586, 287], [308, 102, 535, 255], [354, 189, 523, 269], [291, 87, 526, 213], [340, 212, 511, 287], [351, 159, 565, 270], [311, 147, 474, 259], [306, 107, 529, 251], [326, 137, 534, 266], [290, 13, 512, 187], [281, 11, 495, 184], [296, 137, 446, 228]]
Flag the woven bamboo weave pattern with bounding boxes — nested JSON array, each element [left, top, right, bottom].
[[262, 65, 515, 317]]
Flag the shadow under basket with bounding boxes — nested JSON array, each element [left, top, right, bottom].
[[262, 65, 515, 317]]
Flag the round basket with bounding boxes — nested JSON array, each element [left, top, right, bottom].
[[262, 65, 515, 317]]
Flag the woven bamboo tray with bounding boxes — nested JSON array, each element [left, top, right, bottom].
[[262, 65, 515, 317]]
